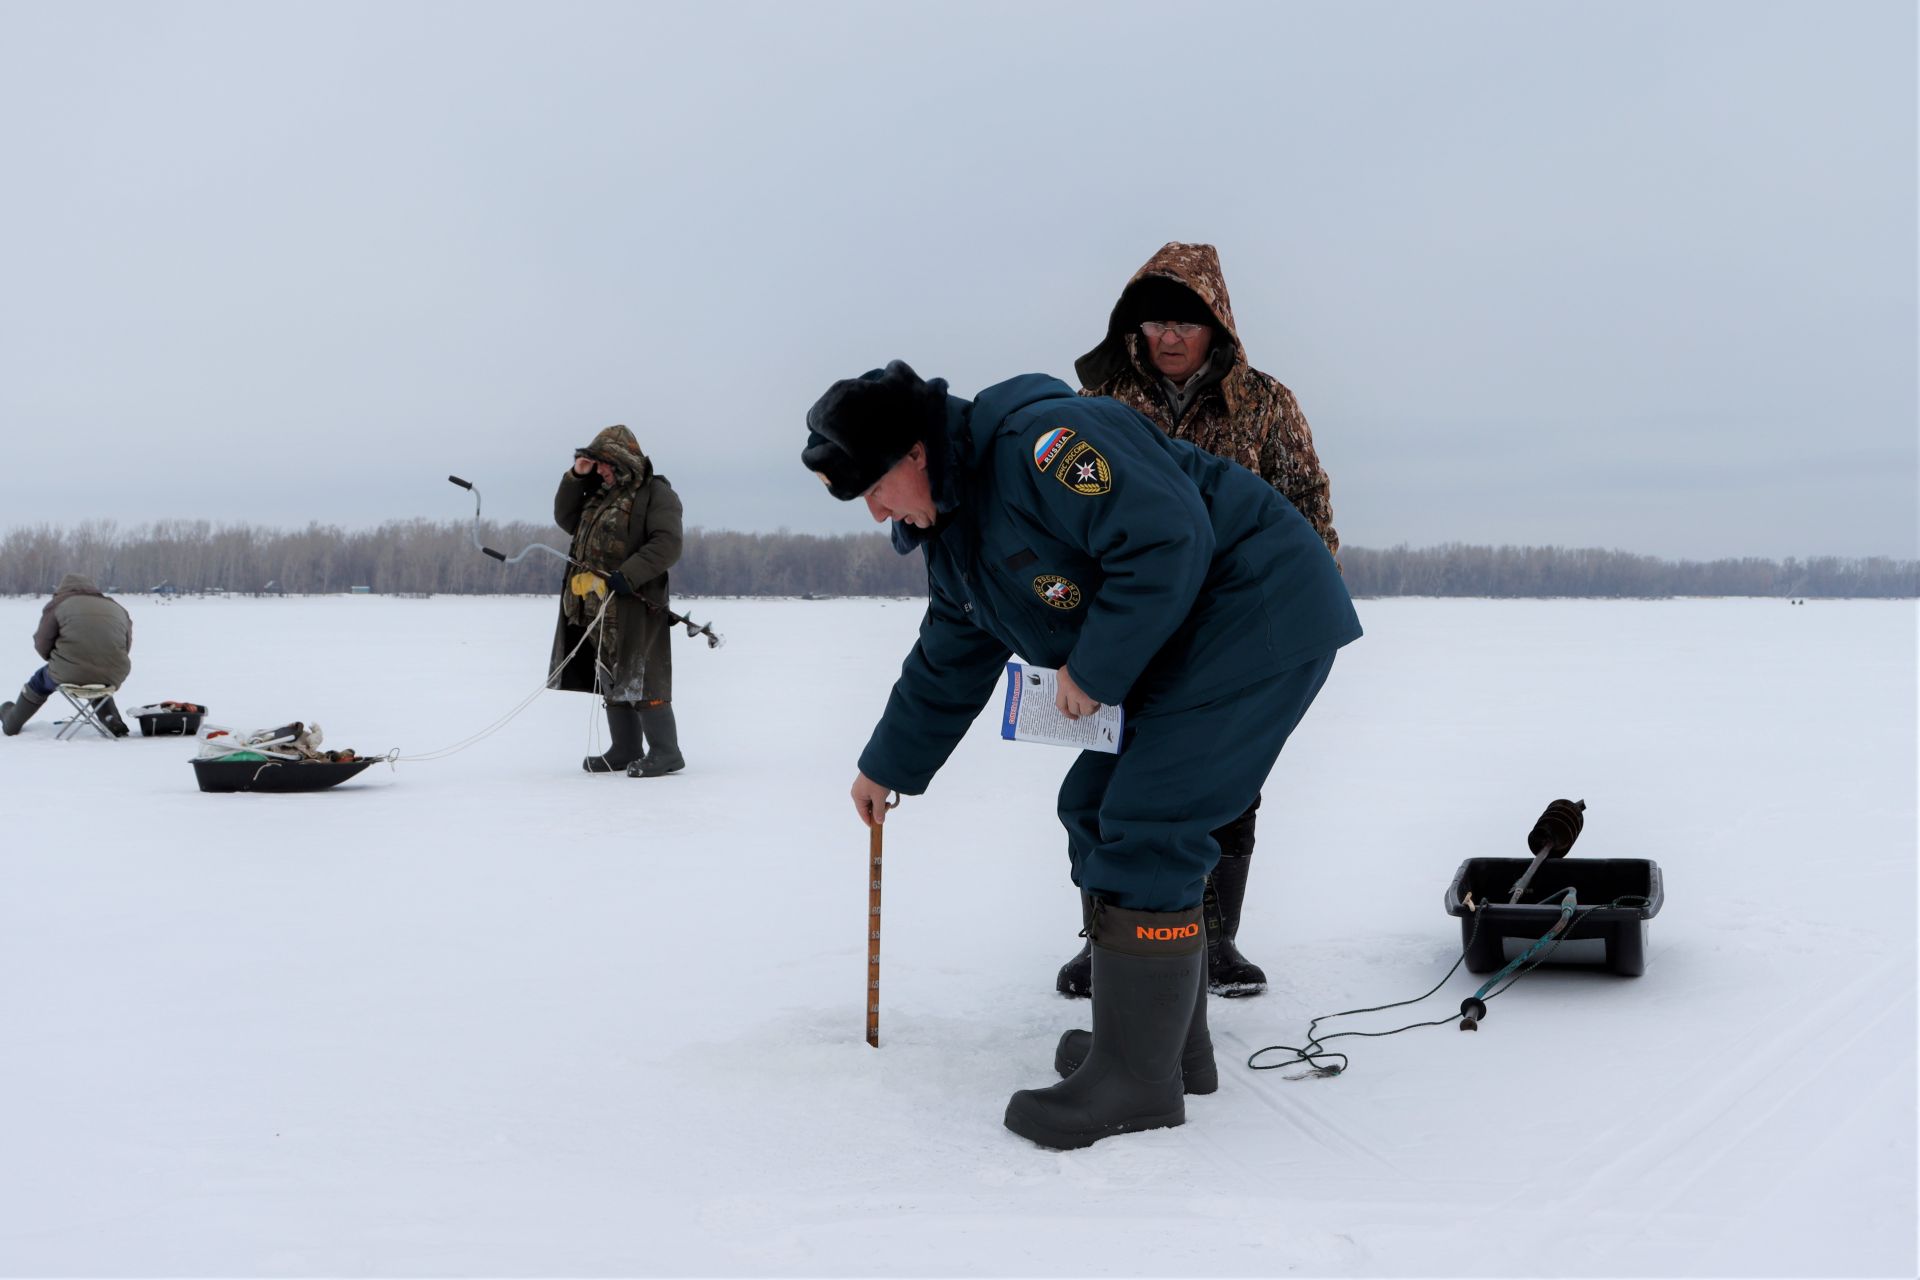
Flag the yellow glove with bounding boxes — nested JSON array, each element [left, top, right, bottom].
[[569, 571, 609, 599]]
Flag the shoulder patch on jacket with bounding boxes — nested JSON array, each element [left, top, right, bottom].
[[1051, 440, 1112, 496], [1033, 427, 1074, 471]]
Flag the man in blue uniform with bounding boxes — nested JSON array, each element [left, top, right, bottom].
[[802, 361, 1360, 1150]]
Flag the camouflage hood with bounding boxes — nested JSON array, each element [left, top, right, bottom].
[[580, 424, 652, 488], [1074, 241, 1252, 413], [1073, 244, 1341, 557]]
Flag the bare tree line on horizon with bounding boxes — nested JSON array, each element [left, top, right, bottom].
[[0, 520, 1913, 599]]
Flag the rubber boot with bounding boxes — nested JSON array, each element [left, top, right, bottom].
[[1, 684, 48, 737], [1005, 901, 1203, 1150], [97, 697, 131, 738], [1053, 890, 1095, 998], [1052, 917, 1217, 1094], [1205, 809, 1267, 997], [583, 702, 644, 774], [627, 704, 685, 777]]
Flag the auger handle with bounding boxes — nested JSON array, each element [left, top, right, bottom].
[[483, 547, 507, 562], [448, 475, 473, 490]]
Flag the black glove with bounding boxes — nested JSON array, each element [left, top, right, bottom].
[[607, 571, 636, 596]]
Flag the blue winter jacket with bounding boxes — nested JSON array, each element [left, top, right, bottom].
[[858, 374, 1361, 795]]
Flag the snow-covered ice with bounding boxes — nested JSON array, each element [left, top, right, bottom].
[[0, 595, 1912, 1276]]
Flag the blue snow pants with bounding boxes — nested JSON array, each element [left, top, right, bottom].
[[1058, 652, 1337, 913]]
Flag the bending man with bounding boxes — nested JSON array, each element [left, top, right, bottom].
[[802, 361, 1358, 1150]]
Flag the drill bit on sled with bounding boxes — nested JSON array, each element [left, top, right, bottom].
[[1249, 798, 1666, 1078], [1445, 798, 1664, 986]]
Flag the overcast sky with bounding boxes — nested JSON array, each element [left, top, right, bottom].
[[1, 0, 1913, 560]]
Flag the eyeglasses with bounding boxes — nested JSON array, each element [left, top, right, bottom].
[[1140, 321, 1208, 340]]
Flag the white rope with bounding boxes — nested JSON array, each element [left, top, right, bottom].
[[389, 590, 614, 764], [584, 600, 611, 759]]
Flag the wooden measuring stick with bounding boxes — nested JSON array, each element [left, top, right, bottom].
[[867, 821, 883, 1047], [866, 795, 898, 1048]]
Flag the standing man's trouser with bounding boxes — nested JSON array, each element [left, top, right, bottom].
[[1058, 652, 1337, 913]]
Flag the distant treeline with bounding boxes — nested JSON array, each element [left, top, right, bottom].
[[0, 521, 1914, 598], [0, 520, 928, 597], [1337, 543, 1917, 599]]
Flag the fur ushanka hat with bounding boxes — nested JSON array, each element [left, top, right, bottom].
[[802, 360, 948, 501]]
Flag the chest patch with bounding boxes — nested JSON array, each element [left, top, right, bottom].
[[1052, 440, 1112, 496], [1033, 427, 1074, 471], [1032, 574, 1083, 609]]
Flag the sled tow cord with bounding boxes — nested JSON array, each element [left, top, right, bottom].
[[1247, 891, 1632, 1079], [385, 591, 614, 764]]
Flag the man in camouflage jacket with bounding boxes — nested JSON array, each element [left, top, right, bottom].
[[1063, 241, 1341, 999], [551, 424, 686, 778]]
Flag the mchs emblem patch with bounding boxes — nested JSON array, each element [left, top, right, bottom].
[[1032, 574, 1083, 609], [1052, 440, 1112, 496]]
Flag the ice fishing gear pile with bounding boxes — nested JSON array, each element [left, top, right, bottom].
[[191, 720, 377, 793], [448, 475, 722, 647], [1248, 798, 1665, 1079], [197, 720, 361, 763]]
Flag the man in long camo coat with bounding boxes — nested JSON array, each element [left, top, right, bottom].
[[1060, 241, 1340, 1000], [550, 424, 686, 778]]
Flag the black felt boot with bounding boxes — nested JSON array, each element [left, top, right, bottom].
[[1, 684, 48, 737], [1053, 890, 1095, 998], [626, 704, 684, 777], [583, 702, 643, 774], [1005, 902, 1203, 1150], [1051, 917, 1216, 1094], [1205, 808, 1267, 997], [97, 697, 131, 738]]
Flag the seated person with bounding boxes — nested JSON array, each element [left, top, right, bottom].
[[2, 573, 133, 737]]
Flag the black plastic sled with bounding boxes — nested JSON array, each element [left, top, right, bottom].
[[1445, 857, 1665, 977], [139, 708, 206, 737], [191, 757, 377, 794]]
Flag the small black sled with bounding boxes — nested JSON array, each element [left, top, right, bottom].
[[1445, 857, 1664, 976], [191, 757, 376, 794], [136, 704, 207, 737], [1444, 797, 1664, 981]]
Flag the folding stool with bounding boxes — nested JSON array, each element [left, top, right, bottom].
[[55, 683, 119, 741]]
